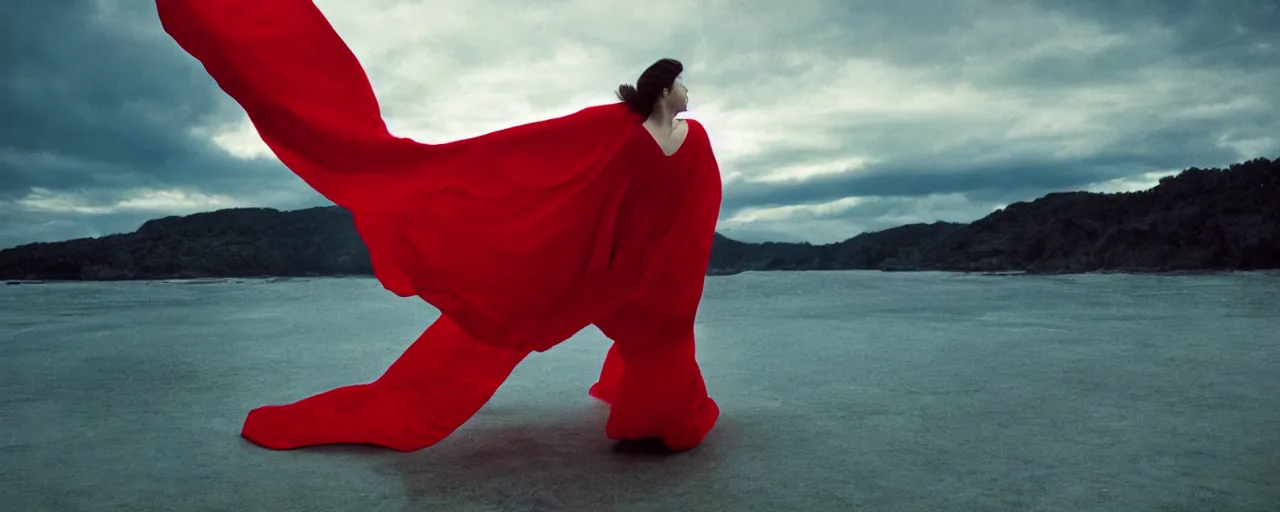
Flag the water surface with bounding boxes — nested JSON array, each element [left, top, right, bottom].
[[2, 271, 1277, 511]]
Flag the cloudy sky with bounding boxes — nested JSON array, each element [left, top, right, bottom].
[[2, 0, 1277, 249]]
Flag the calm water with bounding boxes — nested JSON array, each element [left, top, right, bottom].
[[2, 271, 1278, 511]]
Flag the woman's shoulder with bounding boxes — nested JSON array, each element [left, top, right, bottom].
[[681, 118, 710, 147], [680, 117, 707, 138]]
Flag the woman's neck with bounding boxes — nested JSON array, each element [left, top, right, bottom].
[[645, 105, 679, 131]]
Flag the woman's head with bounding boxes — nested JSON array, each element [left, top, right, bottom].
[[616, 58, 687, 118]]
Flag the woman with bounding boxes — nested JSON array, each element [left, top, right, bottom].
[[157, 0, 722, 452]]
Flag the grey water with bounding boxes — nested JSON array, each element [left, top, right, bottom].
[[1, 271, 1278, 511]]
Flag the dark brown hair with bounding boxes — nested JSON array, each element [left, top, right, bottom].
[[616, 58, 683, 118]]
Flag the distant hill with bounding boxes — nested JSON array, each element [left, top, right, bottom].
[[2, 157, 1276, 281]]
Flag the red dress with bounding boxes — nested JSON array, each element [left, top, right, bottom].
[[157, 0, 722, 452]]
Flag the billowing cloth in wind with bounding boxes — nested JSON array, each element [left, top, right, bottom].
[[157, 0, 722, 451]]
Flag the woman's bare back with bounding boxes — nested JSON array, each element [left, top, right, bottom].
[[642, 119, 690, 157]]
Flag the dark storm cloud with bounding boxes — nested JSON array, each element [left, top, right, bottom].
[[1038, 0, 1280, 68], [1, 0, 1277, 249], [708, 0, 1280, 219], [0, 0, 292, 200], [808, 0, 1280, 72], [722, 115, 1260, 215], [990, 0, 1280, 91], [724, 153, 1122, 214]]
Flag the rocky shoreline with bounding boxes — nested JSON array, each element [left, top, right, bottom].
[[2, 157, 1275, 281]]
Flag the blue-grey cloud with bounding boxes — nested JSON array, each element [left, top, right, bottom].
[[0, 1, 288, 197]]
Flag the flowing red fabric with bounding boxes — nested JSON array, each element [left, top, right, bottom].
[[157, 0, 722, 451]]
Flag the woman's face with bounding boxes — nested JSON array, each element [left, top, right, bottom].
[[663, 77, 689, 113]]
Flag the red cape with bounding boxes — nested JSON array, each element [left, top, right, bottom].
[[158, 0, 722, 451]]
